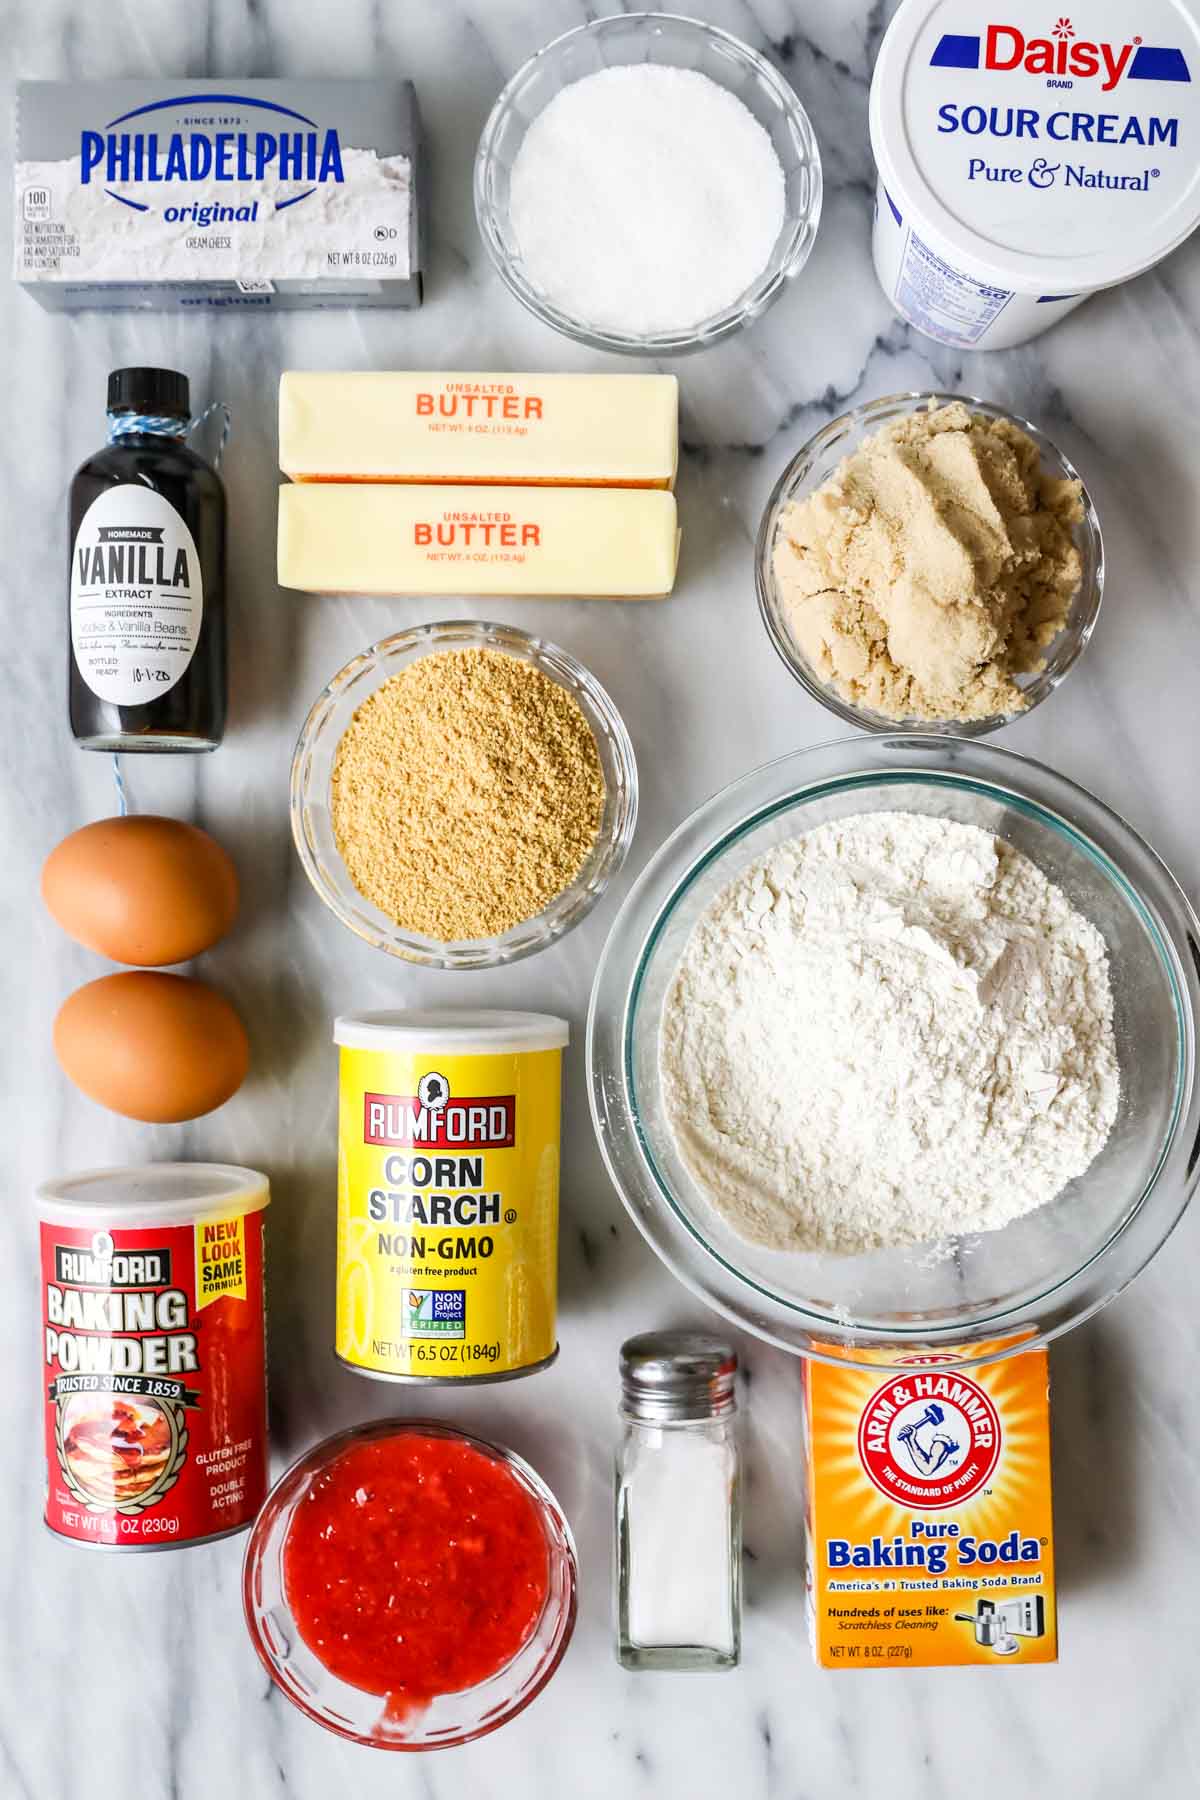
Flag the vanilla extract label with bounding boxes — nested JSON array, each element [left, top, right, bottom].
[[69, 484, 202, 707], [76, 526, 190, 591]]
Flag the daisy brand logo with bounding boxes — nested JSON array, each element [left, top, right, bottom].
[[857, 1368, 1001, 1508], [930, 20, 1192, 91]]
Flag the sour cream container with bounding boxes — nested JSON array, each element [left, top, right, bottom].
[[868, 0, 1200, 348]]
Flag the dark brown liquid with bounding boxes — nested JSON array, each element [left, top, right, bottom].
[[68, 430, 226, 751]]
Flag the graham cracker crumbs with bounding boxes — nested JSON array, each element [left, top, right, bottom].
[[331, 647, 606, 942]]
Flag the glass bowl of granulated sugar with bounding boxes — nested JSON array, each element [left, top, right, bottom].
[[588, 734, 1200, 1373], [474, 13, 822, 354], [291, 620, 637, 970]]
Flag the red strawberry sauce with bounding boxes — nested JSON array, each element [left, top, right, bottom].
[[283, 1432, 550, 1710]]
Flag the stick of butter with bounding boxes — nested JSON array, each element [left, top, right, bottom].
[[279, 371, 678, 489], [278, 484, 680, 598]]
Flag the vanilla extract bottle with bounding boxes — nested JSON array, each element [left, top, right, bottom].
[[68, 367, 226, 751]]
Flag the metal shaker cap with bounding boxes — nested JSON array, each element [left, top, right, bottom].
[[619, 1330, 737, 1421]]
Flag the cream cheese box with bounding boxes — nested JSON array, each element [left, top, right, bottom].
[[14, 79, 424, 310]]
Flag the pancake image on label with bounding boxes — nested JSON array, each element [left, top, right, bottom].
[[60, 1394, 175, 1507]]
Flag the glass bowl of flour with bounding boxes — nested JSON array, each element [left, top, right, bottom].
[[474, 14, 822, 354], [587, 735, 1200, 1370]]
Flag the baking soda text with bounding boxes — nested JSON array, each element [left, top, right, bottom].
[[827, 1525, 1044, 1576]]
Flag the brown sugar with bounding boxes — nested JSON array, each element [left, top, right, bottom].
[[773, 402, 1084, 722], [331, 648, 606, 942]]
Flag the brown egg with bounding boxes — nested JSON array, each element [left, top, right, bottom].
[[41, 815, 239, 967], [54, 972, 249, 1122]]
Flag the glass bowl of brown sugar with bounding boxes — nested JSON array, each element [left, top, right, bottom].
[[291, 619, 638, 969]]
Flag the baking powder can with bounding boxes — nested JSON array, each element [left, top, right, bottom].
[[37, 1164, 269, 1551], [334, 1010, 567, 1384]]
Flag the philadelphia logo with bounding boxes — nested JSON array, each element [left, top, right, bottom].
[[80, 92, 345, 215], [931, 19, 1192, 91]]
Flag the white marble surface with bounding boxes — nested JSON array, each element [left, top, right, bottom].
[[4, 2, 1200, 1795]]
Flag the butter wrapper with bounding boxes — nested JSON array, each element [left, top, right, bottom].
[[278, 484, 680, 599], [280, 371, 679, 490]]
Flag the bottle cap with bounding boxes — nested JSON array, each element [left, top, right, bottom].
[[619, 1330, 737, 1422], [107, 367, 190, 420]]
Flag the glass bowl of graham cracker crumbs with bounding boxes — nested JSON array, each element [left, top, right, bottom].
[[291, 620, 638, 969]]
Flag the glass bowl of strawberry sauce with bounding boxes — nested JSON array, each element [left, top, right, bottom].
[[243, 1420, 577, 1749]]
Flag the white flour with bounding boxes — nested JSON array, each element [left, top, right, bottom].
[[660, 812, 1119, 1254]]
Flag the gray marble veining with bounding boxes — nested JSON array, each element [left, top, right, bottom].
[[4, 2, 1200, 1795]]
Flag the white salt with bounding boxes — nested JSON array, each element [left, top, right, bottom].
[[508, 64, 787, 337], [625, 1428, 736, 1653]]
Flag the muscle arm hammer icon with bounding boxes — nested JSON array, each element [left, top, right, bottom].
[[895, 1403, 960, 1475]]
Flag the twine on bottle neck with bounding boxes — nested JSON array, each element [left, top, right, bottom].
[[106, 400, 232, 468]]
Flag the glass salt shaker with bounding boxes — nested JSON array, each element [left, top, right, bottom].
[[615, 1330, 741, 1671]]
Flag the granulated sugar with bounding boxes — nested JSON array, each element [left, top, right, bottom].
[[508, 65, 786, 336], [660, 812, 1119, 1254]]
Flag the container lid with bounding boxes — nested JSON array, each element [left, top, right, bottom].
[[36, 1164, 269, 1227], [619, 1331, 738, 1421], [334, 1009, 569, 1054], [870, 0, 1200, 294], [107, 366, 190, 419]]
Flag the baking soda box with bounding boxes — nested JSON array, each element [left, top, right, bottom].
[[804, 1339, 1057, 1667]]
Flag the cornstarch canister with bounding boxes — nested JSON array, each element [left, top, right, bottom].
[[335, 1009, 566, 1384], [37, 1164, 269, 1551]]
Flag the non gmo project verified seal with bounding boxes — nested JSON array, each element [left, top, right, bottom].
[[402, 1288, 466, 1338]]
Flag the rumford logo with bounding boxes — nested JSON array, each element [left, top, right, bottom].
[[54, 1232, 172, 1289], [80, 92, 345, 214], [363, 1078, 517, 1149], [931, 20, 1192, 91], [857, 1368, 1001, 1508]]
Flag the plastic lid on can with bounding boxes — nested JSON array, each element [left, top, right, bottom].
[[36, 1163, 270, 1227], [869, 0, 1200, 294], [334, 1009, 569, 1055]]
